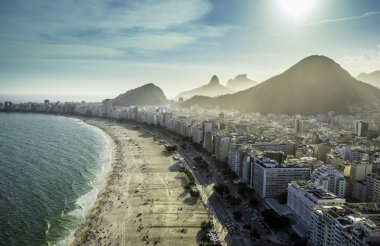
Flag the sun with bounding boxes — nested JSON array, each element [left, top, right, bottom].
[[276, 0, 318, 21]]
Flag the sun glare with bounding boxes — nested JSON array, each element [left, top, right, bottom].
[[276, 0, 318, 21]]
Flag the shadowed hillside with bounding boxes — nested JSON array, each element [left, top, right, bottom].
[[226, 74, 257, 91], [113, 83, 167, 107], [174, 75, 233, 100], [184, 55, 380, 115], [357, 71, 380, 88]]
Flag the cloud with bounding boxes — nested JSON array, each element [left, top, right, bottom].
[[301, 11, 380, 26], [0, 0, 230, 59], [337, 45, 380, 76], [0, 43, 124, 59]]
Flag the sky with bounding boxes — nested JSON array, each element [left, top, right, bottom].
[[1, 0, 380, 101]]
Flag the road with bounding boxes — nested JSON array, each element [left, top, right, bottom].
[[138, 126, 281, 245]]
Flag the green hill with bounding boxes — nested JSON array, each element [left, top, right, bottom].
[[113, 83, 167, 107]]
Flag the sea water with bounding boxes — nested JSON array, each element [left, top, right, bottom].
[[0, 113, 112, 245]]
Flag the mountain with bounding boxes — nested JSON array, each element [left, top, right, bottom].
[[174, 75, 233, 100], [113, 83, 167, 107], [356, 71, 380, 88], [183, 55, 380, 115], [226, 74, 257, 91]]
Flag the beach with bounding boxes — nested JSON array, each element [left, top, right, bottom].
[[71, 119, 209, 246]]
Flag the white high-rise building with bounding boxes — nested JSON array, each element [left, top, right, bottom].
[[228, 144, 244, 176], [102, 99, 112, 117], [252, 156, 311, 198], [311, 165, 346, 197], [287, 181, 345, 237], [203, 122, 213, 153], [192, 127, 203, 144], [242, 152, 254, 186], [203, 132, 214, 153], [355, 120, 369, 137], [366, 173, 380, 203], [309, 205, 380, 246], [215, 134, 230, 162]]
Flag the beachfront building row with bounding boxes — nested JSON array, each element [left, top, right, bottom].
[[309, 204, 380, 246], [287, 180, 346, 237], [287, 180, 380, 245]]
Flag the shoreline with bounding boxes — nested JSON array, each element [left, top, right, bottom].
[[59, 117, 116, 246], [68, 118, 123, 245], [69, 118, 208, 245]]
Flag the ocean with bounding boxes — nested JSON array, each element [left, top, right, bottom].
[[0, 113, 113, 246]]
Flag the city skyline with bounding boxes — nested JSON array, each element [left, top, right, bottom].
[[1, 0, 380, 100]]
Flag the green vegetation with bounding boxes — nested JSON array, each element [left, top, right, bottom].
[[213, 183, 230, 197], [193, 156, 208, 169], [184, 169, 195, 186], [183, 169, 200, 199], [180, 143, 187, 149], [199, 221, 221, 246], [165, 145, 177, 152], [233, 211, 242, 220], [190, 187, 200, 198], [249, 197, 260, 206], [249, 229, 261, 239], [113, 83, 167, 107], [221, 168, 238, 180], [243, 224, 252, 231], [191, 143, 202, 151], [261, 209, 292, 228], [237, 184, 252, 198], [201, 221, 213, 230], [226, 195, 241, 208]]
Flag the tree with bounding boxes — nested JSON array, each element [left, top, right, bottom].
[[249, 229, 260, 239], [237, 186, 250, 198], [190, 188, 200, 198], [249, 198, 259, 206], [197, 161, 208, 169], [243, 224, 252, 230], [165, 145, 177, 152], [226, 195, 241, 208], [262, 209, 292, 228], [233, 211, 242, 220], [201, 221, 213, 230], [213, 183, 230, 196]]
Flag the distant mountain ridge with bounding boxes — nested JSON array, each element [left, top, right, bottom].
[[113, 83, 167, 107], [226, 74, 257, 91], [356, 71, 380, 88], [174, 75, 233, 100], [183, 55, 380, 115]]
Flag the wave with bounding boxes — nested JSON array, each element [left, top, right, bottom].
[[45, 220, 51, 246], [54, 121, 114, 246]]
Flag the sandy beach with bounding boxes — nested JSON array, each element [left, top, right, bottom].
[[71, 119, 209, 246]]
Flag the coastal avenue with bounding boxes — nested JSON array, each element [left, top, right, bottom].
[[141, 125, 281, 245]]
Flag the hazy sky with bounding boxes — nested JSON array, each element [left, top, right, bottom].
[[1, 0, 380, 100]]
